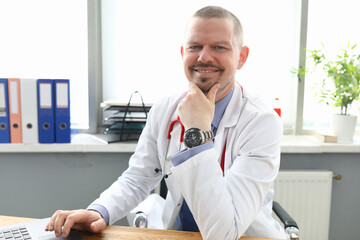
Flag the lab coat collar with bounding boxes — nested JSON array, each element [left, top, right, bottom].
[[213, 87, 234, 131], [221, 82, 243, 129], [212, 82, 243, 173]]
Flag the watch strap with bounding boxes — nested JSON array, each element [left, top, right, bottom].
[[200, 130, 214, 144]]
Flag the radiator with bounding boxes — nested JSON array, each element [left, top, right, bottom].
[[273, 170, 333, 240]]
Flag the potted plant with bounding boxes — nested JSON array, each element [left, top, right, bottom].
[[295, 42, 360, 142]]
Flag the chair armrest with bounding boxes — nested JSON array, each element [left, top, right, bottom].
[[272, 201, 298, 229]]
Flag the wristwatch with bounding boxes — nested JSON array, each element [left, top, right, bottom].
[[183, 128, 214, 148]]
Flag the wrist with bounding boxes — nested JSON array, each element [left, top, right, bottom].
[[87, 204, 110, 225], [183, 122, 211, 132]]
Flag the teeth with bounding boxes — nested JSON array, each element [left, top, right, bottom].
[[197, 70, 213, 73]]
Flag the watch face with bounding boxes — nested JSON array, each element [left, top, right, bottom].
[[184, 128, 202, 148]]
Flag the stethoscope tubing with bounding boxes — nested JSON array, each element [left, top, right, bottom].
[[160, 116, 185, 178]]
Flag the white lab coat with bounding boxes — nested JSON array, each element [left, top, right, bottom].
[[91, 83, 286, 240]]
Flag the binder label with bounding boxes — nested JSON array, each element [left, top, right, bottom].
[[10, 81, 19, 114], [56, 82, 69, 108], [0, 84, 6, 117], [39, 83, 52, 108]]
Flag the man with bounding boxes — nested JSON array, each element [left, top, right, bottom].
[[46, 6, 286, 240]]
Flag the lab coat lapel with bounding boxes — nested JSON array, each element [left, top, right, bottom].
[[214, 83, 243, 173], [162, 113, 185, 229], [221, 83, 243, 129], [163, 119, 184, 200], [167, 123, 185, 157]]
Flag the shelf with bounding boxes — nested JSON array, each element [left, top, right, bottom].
[[0, 134, 359, 154], [281, 135, 360, 153]]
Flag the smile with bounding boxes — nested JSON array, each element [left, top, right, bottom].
[[191, 63, 224, 74], [194, 69, 219, 73]]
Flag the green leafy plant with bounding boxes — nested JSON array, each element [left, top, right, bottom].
[[295, 42, 360, 115]]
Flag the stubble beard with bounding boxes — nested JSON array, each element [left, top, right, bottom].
[[196, 77, 219, 95], [196, 74, 233, 95], [190, 63, 224, 94]]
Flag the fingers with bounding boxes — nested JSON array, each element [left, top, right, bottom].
[[61, 213, 78, 238], [45, 210, 82, 238], [187, 82, 200, 93], [187, 82, 220, 103], [45, 209, 106, 238], [54, 210, 73, 237], [45, 210, 63, 232]]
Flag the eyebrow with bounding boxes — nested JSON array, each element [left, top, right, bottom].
[[213, 41, 232, 47], [186, 41, 232, 47]]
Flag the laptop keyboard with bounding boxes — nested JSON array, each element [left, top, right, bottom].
[[0, 226, 31, 240]]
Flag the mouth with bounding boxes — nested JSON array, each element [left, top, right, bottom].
[[194, 68, 219, 73], [191, 64, 223, 77]]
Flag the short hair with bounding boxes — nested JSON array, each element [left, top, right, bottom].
[[191, 6, 244, 48]]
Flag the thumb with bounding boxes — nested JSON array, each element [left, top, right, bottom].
[[89, 218, 106, 233], [207, 83, 220, 103]]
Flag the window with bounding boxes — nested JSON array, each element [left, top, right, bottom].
[[0, 0, 88, 129], [101, 0, 302, 133], [303, 0, 360, 131], [3, 1, 358, 135]]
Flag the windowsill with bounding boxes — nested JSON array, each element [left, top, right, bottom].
[[0, 134, 359, 154], [0, 134, 137, 153], [281, 135, 360, 153]]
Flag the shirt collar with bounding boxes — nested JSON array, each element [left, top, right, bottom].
[[212, 87, 234, 129]]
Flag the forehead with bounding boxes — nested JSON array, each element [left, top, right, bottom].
[[185, 17, 235, 45]]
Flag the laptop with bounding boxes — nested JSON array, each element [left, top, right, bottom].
[[0, 218, 82, 240]]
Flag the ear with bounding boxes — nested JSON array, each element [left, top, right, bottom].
[[237, 46, 249, 70], [180, 45, 184, 58]]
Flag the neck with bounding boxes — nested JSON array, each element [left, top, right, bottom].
[[215, 80, 235, 103]]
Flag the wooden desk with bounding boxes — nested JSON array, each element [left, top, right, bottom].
[[0, 215, 282, 240]]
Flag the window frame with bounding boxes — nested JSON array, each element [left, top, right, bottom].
[[295, 0, 360, 135], [87, 0, 102, 134], [295, 0, 310, 135]]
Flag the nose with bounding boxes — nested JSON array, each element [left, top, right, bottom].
[[198, 46, 214, 63]]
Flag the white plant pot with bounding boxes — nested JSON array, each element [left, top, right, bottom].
[[331, 114, 358, 143]]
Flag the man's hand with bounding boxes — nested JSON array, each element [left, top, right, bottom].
[[45, 209, 106, 238], [178, 82, 220, 131]]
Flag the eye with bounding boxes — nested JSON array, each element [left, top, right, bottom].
[[214, 46, 225, 50], [189, 45, 201, 50]]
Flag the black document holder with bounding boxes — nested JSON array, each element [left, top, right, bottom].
[[103, 91, 150, 143]]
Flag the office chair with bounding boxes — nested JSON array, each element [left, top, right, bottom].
[[272, 201, 299, 240]]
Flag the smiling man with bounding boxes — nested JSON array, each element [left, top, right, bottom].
[[181, 13, 248, 102], [178, 8, 249, 132], [46, 6, 286, 240]]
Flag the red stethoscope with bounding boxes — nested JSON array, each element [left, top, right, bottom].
[[156, 116, 226, 178]]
